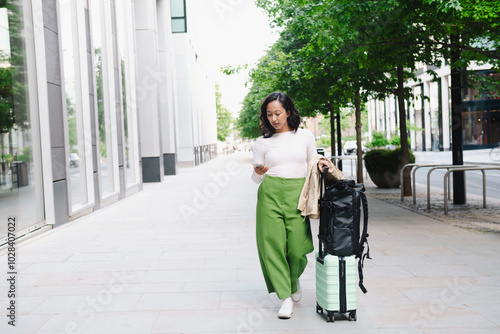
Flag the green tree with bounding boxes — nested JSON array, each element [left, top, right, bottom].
[[215, 83, 232, 142]]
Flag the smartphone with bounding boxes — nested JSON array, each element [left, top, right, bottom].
[[253, 163, 264, 168]]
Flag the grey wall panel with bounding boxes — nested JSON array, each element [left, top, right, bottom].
[[51, 146, 66, 182], [92, 144, 98, 173], [142, 157, 161, 182], [93, 172, 100, 211], [89, 94, 96, 147], [53, 180, 69, 226], [119, 166, 125, 200], [47, 83, 64, 147], [118, 142, 124, 166], [44, 29, 61, 85], [85, 7, 91, 55], [163, 153, 176, 175], [42, 0, 58, 34]]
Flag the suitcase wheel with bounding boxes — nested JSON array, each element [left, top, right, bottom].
[[316, 302, 323, 314], [326, 311, 335, 323], [349, 311, 357, 321]]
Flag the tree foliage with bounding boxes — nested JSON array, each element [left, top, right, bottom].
[[215, 83, 233, 142], [238, 0, 500, 188]]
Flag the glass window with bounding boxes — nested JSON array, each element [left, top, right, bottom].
[[171, 0, 187, 33], [115, 0, 139, 187], [0, 1, 44, 242], [59, 0, 90, 210], [413, 85, 424, 151], [90, 0, 118, 198], [429, 81, 441, 151]]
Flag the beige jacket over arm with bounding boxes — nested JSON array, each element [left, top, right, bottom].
[[297, 155, 344, 219]]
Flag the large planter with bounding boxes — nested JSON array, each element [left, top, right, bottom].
[[366, 168, 402, 188], [363, 148, 415, 188]]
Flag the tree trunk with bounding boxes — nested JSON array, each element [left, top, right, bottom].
[[396, 64, 412, 196], [354, 89, 363, 183], [336, 112, 343, 171], [450, 33, 465, 204]]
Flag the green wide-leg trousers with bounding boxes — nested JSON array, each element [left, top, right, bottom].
[[256, 175, 314, 299]]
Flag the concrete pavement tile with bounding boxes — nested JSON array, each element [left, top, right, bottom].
[[236, 306, 376, 332], [220, 290, 279, 309], [467, 303, 500, 327], [475, 276, 500, 287], [135, 292, 220, 311], [365, 276, 476, 289], [0, 296, 46, 315], [358, 287, 413, 306], [0, 314, 50, 333], [20, 261, 84, 274], [204, 257, 261, 270], [134, 259, 206, 271], [402, 263, 480, 277], [424, 329, 500, 334], [237, 268, 267, 281], [180, 242, 254, 252], [73, 259, 139, 272], [183, 280, 265, 292], [287, 330, 424, 334], [35, 311, 158, 334], [120, 251, 166, 261], [33, 269, 145, 286], [152, 309, 249, 333], [226, 249, 260, 259], [159, 250, 226, 260], [402, 284, 500, 306], [31, 293, 142, 314], [362, 264, 414, 278], [371, 255, 439, 267], [15, 252, 72, 263], [18, 284, 122, 297], [141, 269, 237, 283], [18, 241, 116, 254], [123, 282, 185, 294], [364, 304, 496, 329]]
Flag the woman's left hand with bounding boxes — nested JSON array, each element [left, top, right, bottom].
[[318, 160, 330, 173]]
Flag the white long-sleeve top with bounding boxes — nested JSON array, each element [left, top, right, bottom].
[[251, 128, 317, 183]]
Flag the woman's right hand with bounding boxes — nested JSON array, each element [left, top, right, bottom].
[[254, 165, 269, 175]]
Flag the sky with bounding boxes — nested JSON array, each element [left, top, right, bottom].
[[186, 0, 279, 116]]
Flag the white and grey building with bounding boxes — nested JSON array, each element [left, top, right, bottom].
[[0, 0, 217, 245], [366, 63, 500, 151]]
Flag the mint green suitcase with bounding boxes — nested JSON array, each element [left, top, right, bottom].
[[316, 253, 357, 322]]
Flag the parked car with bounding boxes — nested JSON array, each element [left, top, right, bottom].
[[69, 153, 79, 167], [343, 141, 367, 155]]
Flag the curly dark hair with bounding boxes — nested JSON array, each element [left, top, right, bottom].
[[259, 92, 301, 138]]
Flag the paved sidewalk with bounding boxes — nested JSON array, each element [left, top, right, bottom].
[[1, 152, 500, 333]]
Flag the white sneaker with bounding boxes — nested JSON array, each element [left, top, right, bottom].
[[278, 297, 293, 319], [291, 280, 302, 302]]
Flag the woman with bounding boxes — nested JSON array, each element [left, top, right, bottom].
[[252, 92, 328, 319]]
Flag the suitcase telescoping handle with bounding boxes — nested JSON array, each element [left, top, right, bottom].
[[320, 166, 328, 200], [318, 166, 329, 263]]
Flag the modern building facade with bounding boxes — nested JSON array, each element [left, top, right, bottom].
[[0, 0, 217, 246], [366, 62, 500, 151]]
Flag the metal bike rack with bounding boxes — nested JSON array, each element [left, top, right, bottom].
[[400, 163, 456, 203], [443, 166, 500, 215], [426, 165, 479, 210]]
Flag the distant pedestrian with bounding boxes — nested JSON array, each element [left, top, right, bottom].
[[252, 91, 329, 319]]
